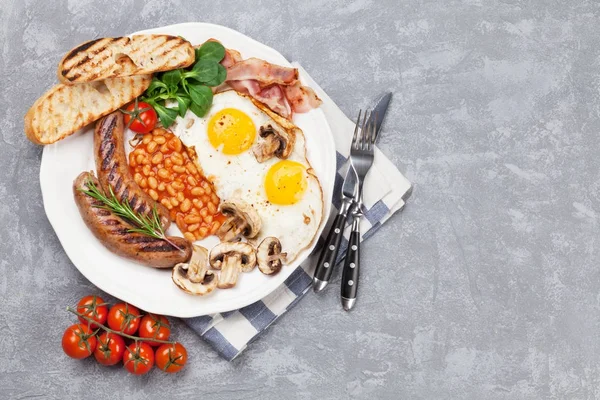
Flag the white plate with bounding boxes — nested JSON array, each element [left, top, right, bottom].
[[40, 23, 335, 317]]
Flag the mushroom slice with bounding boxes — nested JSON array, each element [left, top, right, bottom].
[[216, 199, 262, 242], [257, 237, 287, 275], [209, 242, 257, 289], [252, 123, 295, 163], [172, 245, 217, 296]]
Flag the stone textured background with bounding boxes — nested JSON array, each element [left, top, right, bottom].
[[1, 0, 599, 398]]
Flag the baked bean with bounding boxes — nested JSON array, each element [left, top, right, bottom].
[[177, 192, 185, 203], [186, 162, 198, 175], [148, 176, 158, 189], [170, 197, 179, 207], [210, 221, 220, 235], [142, 165, 152, 176], [142, 135, 153, 145], [139, 177, 148, 189], [157, 182, 166, 192], [160, 143, 169, 153], [133, 148, 145, 156], [173, 165, 186, 174], [202, 195, 210, 203], [176, 215, 187, 231], [200, 208, 208, 218], [134, 172, 143, 185], [204, 215, 213, 224], [184, 214, 201, 224], [154, 136, 166, 144], [165, 158, 173, 168], [198, 227, 209, 238], [180, 199, 192, 213], [160, 198, 171, 209], [187, 176, 197, 186], [203, 185, 212, 195], [191, 187, 204, 196], [211, 194, 219, 204], [193, 199, 203, 209], [184, 232, 196, 242], [136, 154, 144, 165], [148, 189, 159, 201], [157, 168, 170, 180], [172, 181, 185, 191], [188, 223, 199, 232], [166, 184, 176, 197], [151, 152, 163, 164], [147, 141, 158, 153], [168, 137, 183, 152], [207, 202, 217, 215], [171, 153, 184, 166]]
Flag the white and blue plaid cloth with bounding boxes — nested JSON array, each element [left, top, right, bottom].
[[183, 65, 412, 360]]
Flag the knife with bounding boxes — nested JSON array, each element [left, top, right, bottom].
[[340, 92, 392, 310], [312, 162, 357, 292]]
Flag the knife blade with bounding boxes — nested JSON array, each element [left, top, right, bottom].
[[370, 92, 392, 140]]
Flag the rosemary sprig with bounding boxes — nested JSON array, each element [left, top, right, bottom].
[[79, 178, 183, 251]]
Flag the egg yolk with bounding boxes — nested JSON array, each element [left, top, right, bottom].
[[207, 108, 256, 154], [265, 160, 307, 205]]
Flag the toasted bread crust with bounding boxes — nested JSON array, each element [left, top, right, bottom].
[[24, 75, 151, 145], [58, 35, 194, 84]]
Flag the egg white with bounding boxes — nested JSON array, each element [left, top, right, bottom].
[[174, 90, 324, 262]]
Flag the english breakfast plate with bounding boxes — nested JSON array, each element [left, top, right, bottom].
[[40, 23, 335, 317]]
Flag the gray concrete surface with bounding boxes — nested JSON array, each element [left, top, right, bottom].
[[1, 0, 599, 398]]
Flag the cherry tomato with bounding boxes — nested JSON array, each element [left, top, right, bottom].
[[123, 100, 157, 134], [107, 303, 142, 335], [155, 342, 187, 373], [139, 314, 171, 346], [62, 324, 97, 359], [94, 332, 126, 366], [76, 295, 108, 329], [123, 342, 154, 375]]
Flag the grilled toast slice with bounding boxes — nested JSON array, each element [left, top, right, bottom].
[[58, 35, 194, 84], [24, 75, 152, 145]]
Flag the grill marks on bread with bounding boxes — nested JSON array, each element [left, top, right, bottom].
[[58, 35, 195, 84], [24, 75, 151, 145]]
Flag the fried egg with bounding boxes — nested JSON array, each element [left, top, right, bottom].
[[174, 90, 324, 262]]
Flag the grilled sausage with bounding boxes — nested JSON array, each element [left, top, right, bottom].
[[73, 171, 192, 268], [94, 111, 171, 230]]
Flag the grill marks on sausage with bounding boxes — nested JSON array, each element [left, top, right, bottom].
[[74, 171, 191, 268], [98, 117, 144, 215]]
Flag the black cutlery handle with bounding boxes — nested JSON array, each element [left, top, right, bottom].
[[341, 214, 360, 310], [313, 212, 348, 290]]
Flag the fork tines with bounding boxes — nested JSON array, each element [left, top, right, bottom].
[[352, 109, 378, 151]]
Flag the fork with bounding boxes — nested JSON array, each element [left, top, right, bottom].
[[340, 109, 378, 311]]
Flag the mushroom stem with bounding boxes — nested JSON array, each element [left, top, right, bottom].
[[218, 254, 241, 289], [218, 217, 246, 242]]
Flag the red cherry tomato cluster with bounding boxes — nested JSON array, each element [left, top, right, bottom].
[[62, 295, 187, 375]]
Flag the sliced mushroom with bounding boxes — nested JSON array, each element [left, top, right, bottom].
[[209, 242, 257, 289], [257, 237, 287, 275], [252, 123, 295, 163], [216, 199, 262, 242], [172, 245, 217, 296]]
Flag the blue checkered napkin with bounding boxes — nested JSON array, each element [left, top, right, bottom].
[[182, 65, 412, 360]]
